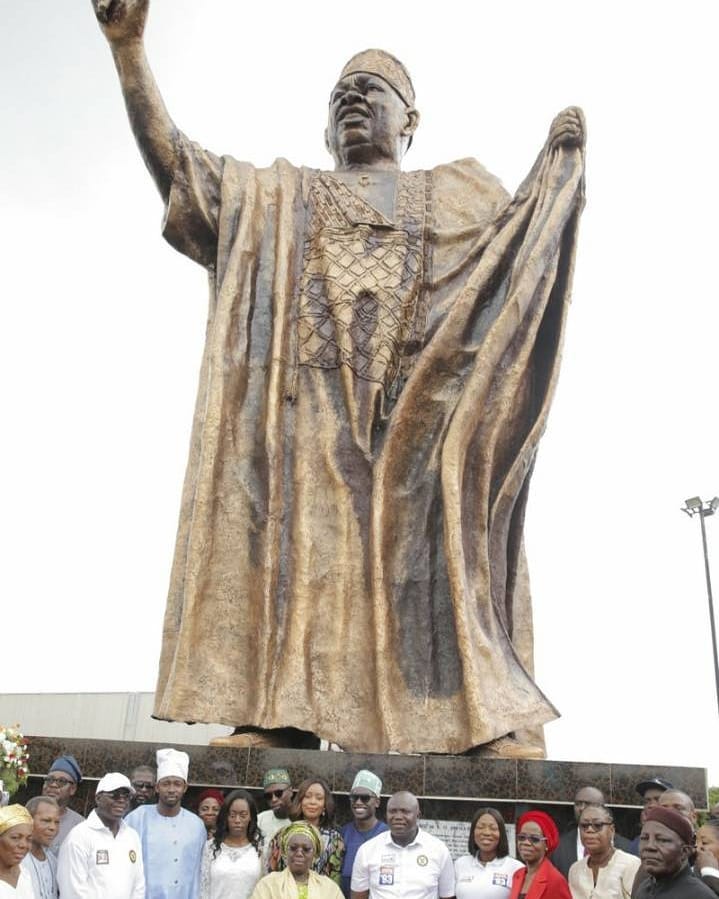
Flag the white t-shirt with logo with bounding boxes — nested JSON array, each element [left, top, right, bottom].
[[351, 828, 455, 899], [454, 854, 524, 899]]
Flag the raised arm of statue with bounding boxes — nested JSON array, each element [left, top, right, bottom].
[[91, 0, 179, 203]]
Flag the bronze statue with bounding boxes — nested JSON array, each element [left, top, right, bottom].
[[92, 0, 585, 757]]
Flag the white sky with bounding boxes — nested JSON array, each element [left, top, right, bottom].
[[2, 1, 718, 786]]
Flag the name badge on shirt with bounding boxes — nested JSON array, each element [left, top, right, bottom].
[[492, 873, 509, 888], [379, 866, 395, 885], [96, 850, 109, 865], [417, 855, 429, 867], [129, 850, 137, 863]]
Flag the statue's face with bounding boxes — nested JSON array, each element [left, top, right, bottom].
[[326, 72, 414, 168]]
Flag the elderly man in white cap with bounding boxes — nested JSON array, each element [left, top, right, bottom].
[[340, 771, 388, 897], [125, 748, 206, 899], [57, 772, 145, 898]]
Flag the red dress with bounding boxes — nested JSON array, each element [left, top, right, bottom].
[[509, 858, 572, 899]]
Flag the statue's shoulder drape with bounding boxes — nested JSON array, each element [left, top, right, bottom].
[[154, 131, 585, 753]]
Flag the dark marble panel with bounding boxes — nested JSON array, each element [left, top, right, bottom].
[[424, 756, 517, 801], [517, 760, 612, 804], [333, 752, 425, 797], [610, 763, 708, 809], [245, 748, 336, 791], [23, 736, 708, 813]]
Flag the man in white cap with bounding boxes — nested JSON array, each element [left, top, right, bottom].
[[57, 772, 145, 898], [341, 771, 388, 897], [125, 748, 206, 899]]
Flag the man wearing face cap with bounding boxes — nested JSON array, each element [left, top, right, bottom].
[[635, 806, 715, 898], [42, 754, 84, 855], [125, 749, 206, 899], [91, 2, 585, 757], [341, 771, 388, 897], [57, 772, 145, 899]]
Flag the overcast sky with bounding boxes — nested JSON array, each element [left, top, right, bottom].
[[2, 1, 718, 786]]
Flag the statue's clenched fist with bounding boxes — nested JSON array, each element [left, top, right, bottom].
[[91, 0, 149, 44], [547, 106, 585, 152]]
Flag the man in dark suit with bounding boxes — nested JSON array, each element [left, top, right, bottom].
[[552, 785, 633, 878]]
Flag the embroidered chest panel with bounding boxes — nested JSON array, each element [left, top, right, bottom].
[[297, 171, 429, 392]]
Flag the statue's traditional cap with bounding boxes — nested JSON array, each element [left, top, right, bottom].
[[156, 748, 189, 782], [263, 768, 291, 788], [0, 804, 32, 836], [351, 769, 382, 796], [339, 50, 415, 107]]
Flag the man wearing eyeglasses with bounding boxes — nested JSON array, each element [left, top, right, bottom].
[[257, 768, 294, 862], [341, 771, 388, 898], [42, 754, 85, 855], [128, 765, 157, 812], [57, 772, 145, 899]]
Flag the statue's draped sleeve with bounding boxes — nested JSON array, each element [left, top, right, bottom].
[[152, 129, 585, 754]]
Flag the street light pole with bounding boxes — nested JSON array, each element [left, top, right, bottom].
[[682, 496, 719, 718]]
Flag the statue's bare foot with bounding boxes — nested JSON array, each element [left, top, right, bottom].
[[210, 726, 320, 749], [466, 735, 545, 759]]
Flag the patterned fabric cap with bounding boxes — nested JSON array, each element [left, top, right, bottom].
[[280, 821, 323, 857], [339, 49, 415, 106], [49, 754, 82, 784], [263, 768, 291, 788], [0, 804, 32, 836], [351, 770, 382, 796]]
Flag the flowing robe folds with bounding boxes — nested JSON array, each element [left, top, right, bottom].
[[154, 122, 585, 753]]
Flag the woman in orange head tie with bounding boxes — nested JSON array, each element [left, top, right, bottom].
[[509, 811, 571, 899]]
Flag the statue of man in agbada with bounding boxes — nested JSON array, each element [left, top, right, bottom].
[[92, 0, 585, 758]]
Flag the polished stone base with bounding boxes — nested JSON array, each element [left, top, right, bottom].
[[18, 735, 707, 842]]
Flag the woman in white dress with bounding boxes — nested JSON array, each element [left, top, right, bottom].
[[200, 789, 262, 899], [455, 808, 524, 899], [568, 804, 640, 899], [0, 806, 34, 899]]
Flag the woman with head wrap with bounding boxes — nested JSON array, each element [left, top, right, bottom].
[[197, 789, 226, 838], [200, 789, 262, 899], [251, 823, 343, 899], [0, 806, 34, 898], [455, 807, 524, 899], [509, 810, 571, 899], [568, 804, 640, 899], [266, 780, 345, 884]]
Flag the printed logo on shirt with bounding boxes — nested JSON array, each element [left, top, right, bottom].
[[96, 850, 110, 865], [417, 855, 429, 867], [129, 850, 137, 863], [492, 873, 509, 887], [379, 866, 395, 885]]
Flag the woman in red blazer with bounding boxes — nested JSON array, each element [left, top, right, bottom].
[[509, 811, 571, 899]]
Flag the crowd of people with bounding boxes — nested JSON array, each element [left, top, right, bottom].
[[0, 750, 718, 899]]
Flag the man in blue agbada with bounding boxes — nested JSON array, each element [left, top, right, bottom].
[[91, 0, 585, 758], [126, 749, 206, 899]]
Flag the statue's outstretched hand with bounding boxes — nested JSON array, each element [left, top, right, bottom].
[[547, 107, 585, 153], [91, 0, 149, 44]]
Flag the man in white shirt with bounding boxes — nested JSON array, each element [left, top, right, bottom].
[[351, 791, 455, 899], [57, 772, 145, 899]]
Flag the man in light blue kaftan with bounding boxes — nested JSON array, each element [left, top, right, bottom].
[[125, 749, 206, 899]]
